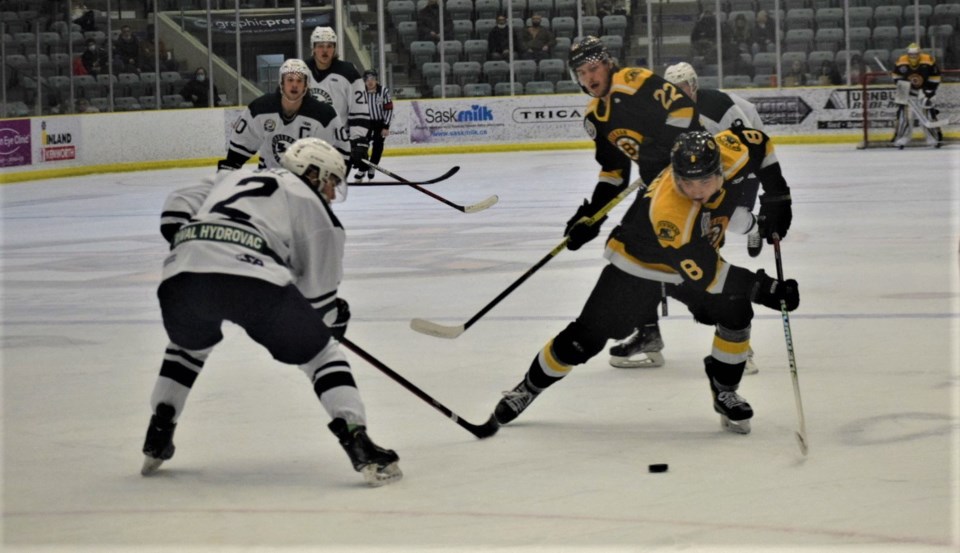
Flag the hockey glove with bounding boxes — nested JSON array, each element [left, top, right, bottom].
[[751, 269, 799, 312], [328, 298, 351, 340], [350, 140, 369, 170], [757, 192, 792, 243], [564, 199, 607, 251]]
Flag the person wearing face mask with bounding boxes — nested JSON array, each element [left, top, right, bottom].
[[180, 67, 222, 108], [487, 14, 518, 61], [520, 14, 555, 62], [80, 38, 107, 77]]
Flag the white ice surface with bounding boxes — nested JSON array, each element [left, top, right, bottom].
[[1, 145, 958, 553]]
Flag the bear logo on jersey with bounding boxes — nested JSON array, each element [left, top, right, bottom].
[[271, 134, 295, 165], [311, 86, 334, 106], [718, 134, 740, 151], [656, 220, 680, 242], [609, 128, 646, 161]]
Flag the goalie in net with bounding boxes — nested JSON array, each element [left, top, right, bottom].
[[859, 44, 955, 149]]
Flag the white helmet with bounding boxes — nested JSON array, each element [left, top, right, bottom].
[[280, 138, 348, 202], [664, 62, 699, 94], [279, 58, 310, 82], [311, 26, 337, 46]]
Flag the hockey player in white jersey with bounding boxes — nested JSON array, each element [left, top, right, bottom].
[[142, 138, 402, 487], [218, 58, 349, 173], [305, 26, 371, 174]]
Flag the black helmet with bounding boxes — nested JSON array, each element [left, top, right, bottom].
[[363, 69, 378, 80], [569, 36, 610, 70], [671, 131, 721, 179]]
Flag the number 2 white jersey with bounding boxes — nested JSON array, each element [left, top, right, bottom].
[[161, 168, 345, 313], [226, 91, 350, 170], [306, 58, 370, 142]]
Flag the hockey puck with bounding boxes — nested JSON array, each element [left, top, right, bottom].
[[648, 463, 668, 473]]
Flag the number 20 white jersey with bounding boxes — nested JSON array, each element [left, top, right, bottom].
[[161, 168, 345, 313], [226, 92, 350, 170]]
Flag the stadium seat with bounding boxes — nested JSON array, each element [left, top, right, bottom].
[[439, 40, 463, 63], [421, 61, 451, 89], [446, 0, 473, 21], [846, 26, 872, 52], [555, 79, 580, 93], [524, 80, 555, 94], [494, 81, 519, 95], [474, 0, 500, 20], [464, 39, 488, 63], [785, 8, 814, 30], [463, 82, 492, 96], [551, 16, 575, 39], [871, 26, 900, 51], [453, 60, 482, 86], [432, 83, 462, 97], [483, 59, 510, 86], [601, 14, 627, 36], [453, 19, 473, 43], [580, 15, 601, 36], [409, 40, 436, 66], [814, 28, 844, 51], [784, 28, 813, 52], [538, 58, 565, 83], [815, 7, 843, 29], [529, 0, 553, 18], [513, 59, 538, 84], [872, 6, 902, 28], [722, 75, 752, 89]]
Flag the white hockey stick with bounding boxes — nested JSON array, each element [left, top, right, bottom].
[[410, 177, 644, 339], [772, 234, 808, 456], [907, 97, 949, 129], [363, 160, 498, 213]]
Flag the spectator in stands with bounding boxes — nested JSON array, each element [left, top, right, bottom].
[[520, 14, 556, 62], [180, 67, 221, 108], [487, 14, 517, 61], [417, 0, 454, 43], [72, 1, 96, 32], [75, 97, 100, 113], [844, 54, 867, 85], [783, 59, 808, 86], [81, 38, 108, 78], [817, 59, 842, 85], [691, 9, 717, 59], [139, 36, 178, 73], [731, 13, 753, 55], [752, 10, 775, 55], [114, 25, 141, 74]]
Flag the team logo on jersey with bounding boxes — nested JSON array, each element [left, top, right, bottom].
[[271, 135, 295, 164], [718, 134, 741, 151], [236, 253, 264, 266], [584, 119, 597, 139], [656, 220, 680, 242], [264, 119, 276, 132], [312, 86, 334, 105], [609, 128, 645, 161]]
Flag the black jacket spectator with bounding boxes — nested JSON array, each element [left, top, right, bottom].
[[180, 68, 221, 108], [417, 0, 454, 42]]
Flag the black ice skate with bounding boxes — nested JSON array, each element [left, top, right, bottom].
[[328, 418, 402, 487], [353, 171, 366, 182], [366, 170, 375, 180], [493, 379, 541, 425], [747, 229, 763, 258], [141, 403, 177, 476], [708, 376, 754, 435], [608, 324, 665, 368]]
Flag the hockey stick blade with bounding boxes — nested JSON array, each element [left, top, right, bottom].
[[350, 165, 461, 186], [409, 318, 466, 339], [463, 194, 499, 213], [339, 337, 498, 439]]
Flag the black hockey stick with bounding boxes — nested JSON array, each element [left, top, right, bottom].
[[349, 165, 461, 186], [410, 177, 644, 339], [772, 233, 809, 456], [339, 336, 499, 439], [362, 160, 498, 213]]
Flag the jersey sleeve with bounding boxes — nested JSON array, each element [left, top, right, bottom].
[[225, 106, 265, 166], [160, 181, 213, 244], [347, 73, 371, 142], [285, 181, 343, 313]]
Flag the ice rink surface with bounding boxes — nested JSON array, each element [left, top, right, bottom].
[[1, 144, 958, 553]]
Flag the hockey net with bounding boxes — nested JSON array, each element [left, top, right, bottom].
[[857, 69, 960, 149]]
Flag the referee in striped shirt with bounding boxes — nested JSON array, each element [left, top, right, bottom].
[[355, 69, 394, 181]]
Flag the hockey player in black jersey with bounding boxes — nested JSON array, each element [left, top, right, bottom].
[[305, 26, 371, 174], [218, 58, 349, 173], [490, 129, 797, 435], [561, 36, 703, 371], [144, 138, 402, 486]]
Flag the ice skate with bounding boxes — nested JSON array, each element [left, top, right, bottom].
[[353, 171, 366, 182], [708, 376, 753, 435], [608, 324, 665, 368], [141, 403, 177, 476], [747, 229, 763, 258], [493, 379, 541, 425], [366, 170, 375, 180], [328, 418, 402, 487]]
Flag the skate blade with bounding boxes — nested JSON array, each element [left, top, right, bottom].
[[609, 351, 665, 369], [744, 358, 759, 375], [720, 416, 751, 435], [141, 455, 164, 476], [361, 462, 403, 487]]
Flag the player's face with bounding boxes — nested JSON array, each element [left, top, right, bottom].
[[677, 81, 696, 102], [365, 77, 377, 91], [575, 60, 611, 97], [675, 173, 723, 206], [320, 175, 345, 202], [281, 73, 307, 100], [313, 42, 336, 69]]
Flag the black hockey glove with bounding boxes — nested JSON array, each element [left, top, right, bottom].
[[751, 269, 799, 312], [757, 192, 792, 244], [350, 140, 369, 170], [329, 298, 350, 340], [564, 199, 607, 251]]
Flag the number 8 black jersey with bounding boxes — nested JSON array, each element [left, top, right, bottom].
[[586, 67, 703, 187]]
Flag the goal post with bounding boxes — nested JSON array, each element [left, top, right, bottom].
[[857, 69, 959, 149]]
